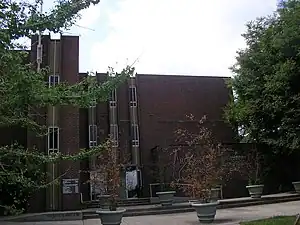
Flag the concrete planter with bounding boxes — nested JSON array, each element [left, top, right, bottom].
[[156, 191, 176, 206], [189, 200, 198, 205], [191, 201, 218, 223], [292, 181, 300, 193], [96, 209, 126, 225], [97, 195, 112, 210], [246, 184, 264, 198]]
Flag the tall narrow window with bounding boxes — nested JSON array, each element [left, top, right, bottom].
[[131, 124, 139, 147], [129, 86, 137, 107], [110, 124, 118, 147], [90, 99, 97, 107], [109, 89, 117, 107], [89, 125, 97, 148], [48, 74, 60, 87], [48, 126, 59, 154]]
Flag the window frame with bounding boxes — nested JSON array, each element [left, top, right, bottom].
[[48, 126, 59, 154], [48, 74, 60, 87], [110, 124, 119, 147], [109, 89, 117, 107], [89, 124, 97, 148], [129, 86, 137, 107], [131, 124, 139, 147]]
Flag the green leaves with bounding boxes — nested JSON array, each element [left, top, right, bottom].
[[226, 0, 300, 152], [1, 0, 101, 47], [0, 0, 135, 216]]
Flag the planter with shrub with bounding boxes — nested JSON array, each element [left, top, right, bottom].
[[292, 181, 300, 194], [90, 140, 127, 225], [156, 191, 176, 206], [244, 148, 265, 199], [170, 115, 244, 223]]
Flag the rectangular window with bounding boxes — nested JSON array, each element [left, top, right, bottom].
[[110, 124, 118, 147], [36, 44, 43, 64], [129, 86, 137, 107], [131, 124, 139, 147], [109, 89, 117, 107], [48, 74, 60, 87], [90, 99, 97, 107], [48, 126, 59, 154], [89, 125, 97, 148]]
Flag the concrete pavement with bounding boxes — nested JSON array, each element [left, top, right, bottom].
[[1, 200, 300, 225]]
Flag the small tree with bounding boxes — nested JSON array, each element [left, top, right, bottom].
[[89, 139, 128, 211], [244, 148, 265, 185], [172, 115, 244, 202], [153, 146, 175, 191]]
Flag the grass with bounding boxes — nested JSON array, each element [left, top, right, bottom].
[[240, 216, 296, 225]]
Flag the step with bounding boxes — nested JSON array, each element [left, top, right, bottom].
[[2, 193, 299, 222], [82, 193, 300, 219], [85, 198, 151, 208]]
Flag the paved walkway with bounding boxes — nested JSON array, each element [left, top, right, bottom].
[[2, 200, 300, 225]]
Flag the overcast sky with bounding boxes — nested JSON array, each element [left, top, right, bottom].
[[45, 0, 278, 76]]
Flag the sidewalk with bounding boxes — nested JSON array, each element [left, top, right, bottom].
[[1, 200, 300, 225], [1, 192, 299, 222]]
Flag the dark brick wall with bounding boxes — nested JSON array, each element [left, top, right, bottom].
[[135, 74, 235, 197], [79, 104, 90, 202], [117, 82, 131, 158], [5, 35, 244, 211], [26, 35, 50, 213], [59, 36, 81, 210], [96, 73, 110, 142]]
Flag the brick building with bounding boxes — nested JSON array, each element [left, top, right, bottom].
[[1, 35, 235, 212]]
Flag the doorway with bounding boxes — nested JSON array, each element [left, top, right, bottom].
[[125, 166, 142, 199]]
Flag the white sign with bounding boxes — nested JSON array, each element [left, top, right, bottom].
[[62, 179, 79, 194], [126, 170, 138, 191]]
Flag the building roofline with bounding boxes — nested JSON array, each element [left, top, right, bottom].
[[136, 73, 231, 79], [78, 72, 231, 79]]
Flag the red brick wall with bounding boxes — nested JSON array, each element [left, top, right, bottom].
[[26, 35, 50, 213], [135, 74, 235, 196], [117, 82, 131, 158], [96, 73, 110, 142], [59, 36, 81, 210]]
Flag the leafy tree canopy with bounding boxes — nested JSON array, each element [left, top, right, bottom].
[[226, 0, 300, 153], [0, 0, 134, 215]]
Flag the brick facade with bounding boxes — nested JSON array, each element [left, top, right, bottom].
[[2, 35, 236, 212]]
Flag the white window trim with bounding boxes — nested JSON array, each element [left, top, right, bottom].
[[109, 101, 117, 108], [130, 101, 137, 107], [132, 124, 139, 147], [110, 124, 119, 147], [90, 99, 97, 107], [48, 74, 60, 87], [129, 86, 137, 107], [89, 125, 97, 148], [109, 89, 117, 107], [48, 126, 59, 154]]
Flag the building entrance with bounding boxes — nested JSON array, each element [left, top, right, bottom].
[[125, 166, 142, 199]]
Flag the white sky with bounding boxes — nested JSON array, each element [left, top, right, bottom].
[[59, 0, 278, 76]]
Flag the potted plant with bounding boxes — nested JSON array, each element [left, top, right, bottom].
[[173, 115, 244, 223], [91, 140, 126, 225], [89, 170, 112, 209], [154, 147, 176, 206], [244, 148, 264, 199]]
